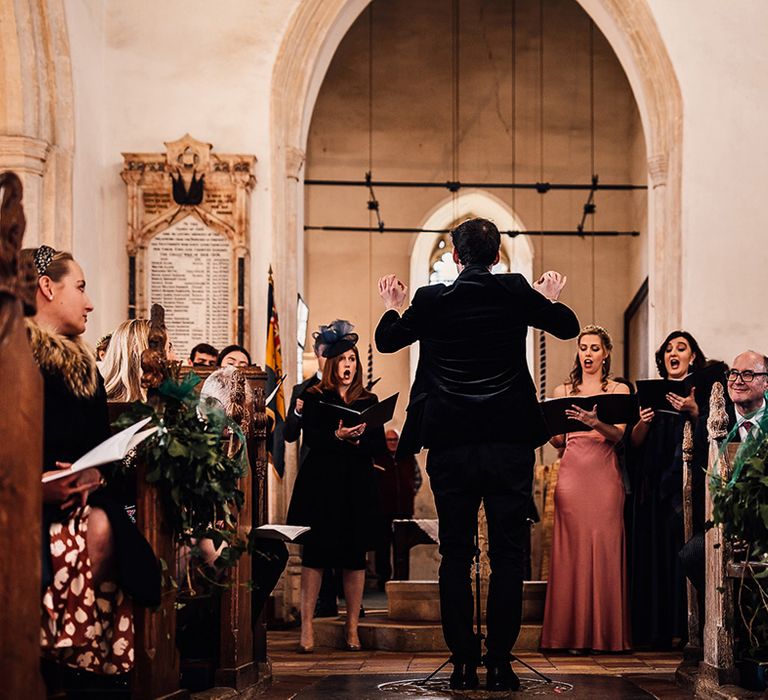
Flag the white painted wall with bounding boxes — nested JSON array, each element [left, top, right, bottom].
[[65, 0, 300, 362], [62, 0, 768, 370], [647, 0, 768, 363]]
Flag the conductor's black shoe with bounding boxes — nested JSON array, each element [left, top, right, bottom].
[[485, 661, 520, 692], [449, 662, 479, 690]]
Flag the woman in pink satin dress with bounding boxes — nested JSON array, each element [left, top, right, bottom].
[[541, 324, 631, 652]]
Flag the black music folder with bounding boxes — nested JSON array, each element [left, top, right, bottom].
[[541, 393, 639, 436], [636, 379, 689, 413], [321, 392, 399, 428]]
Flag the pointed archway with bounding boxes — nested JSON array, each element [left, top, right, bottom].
[[270, 0, 682, 530]]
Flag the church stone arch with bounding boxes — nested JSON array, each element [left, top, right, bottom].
[[271, 0, 683, 384], [270, 0, 683, 526], [0, 0, 74, 249]]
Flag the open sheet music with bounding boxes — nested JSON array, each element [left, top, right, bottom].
[[42, 417, 157, 483], [541, 394, 638, 435], [253, 524, 310, 542], [320, 392, 398, 428]]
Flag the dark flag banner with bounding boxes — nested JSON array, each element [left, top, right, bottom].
[[266, 266, 286, 477]]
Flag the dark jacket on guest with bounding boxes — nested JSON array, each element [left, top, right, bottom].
[[374, 451, 419, 519], [375, 266, 580, 455], [283, 373, 320, 465], [29, 320, 161, 607]]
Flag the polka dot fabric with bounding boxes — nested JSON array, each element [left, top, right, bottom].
[[41, 506, 134, 674]]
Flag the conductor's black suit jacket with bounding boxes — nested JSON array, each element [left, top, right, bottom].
[[375, 265, 580, 455]]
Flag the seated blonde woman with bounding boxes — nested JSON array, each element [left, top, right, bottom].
[[100, 319, 150, 402], [100, 319, 178, 401]]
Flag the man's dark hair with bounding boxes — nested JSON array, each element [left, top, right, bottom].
[[189, 342, 218, 361], [450, 218, 501, 267]]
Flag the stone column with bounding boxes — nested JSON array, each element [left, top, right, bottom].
[[276, 144, 306, 621], [0, 135, 50, 247], [647, 151, 681, 363]]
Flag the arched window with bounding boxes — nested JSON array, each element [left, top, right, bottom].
[[409, 191, 535, 380], [428, 232, 510, 286]]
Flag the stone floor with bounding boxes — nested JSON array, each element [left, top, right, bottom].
[[262, 628, 692, 699]]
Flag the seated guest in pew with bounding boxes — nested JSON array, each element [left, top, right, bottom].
[[541, 325, 631, 652], [629, 330, 708, 649], [20, 246, 160, 677], [100, 319, 178, 401], [100, 319, 149, 402], [188, 342, 218, 367], [683, 350, 768, 592], [217, 344, 251, 368]]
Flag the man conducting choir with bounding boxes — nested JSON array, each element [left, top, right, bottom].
[[375, 218, 579, 691]]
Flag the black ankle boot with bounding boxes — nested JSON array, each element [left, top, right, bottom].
[[485, 660, 520, 691], [449, 662, 479, 690]]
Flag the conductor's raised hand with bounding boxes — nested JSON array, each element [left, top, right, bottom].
[[533, 270, 567, 301], [378, 274, 408, 311]]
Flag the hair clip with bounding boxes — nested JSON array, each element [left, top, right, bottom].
[[33, 245, 56, 277]]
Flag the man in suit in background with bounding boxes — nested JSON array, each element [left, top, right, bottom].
[[685, 350, 767, 593], [375, 218, 579, 691], [726, 351, 767, 438]]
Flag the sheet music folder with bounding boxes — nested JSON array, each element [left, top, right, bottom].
[[320, 392, 399, 428], [635, 378, 689, 413], [541, 393, 638, 436]]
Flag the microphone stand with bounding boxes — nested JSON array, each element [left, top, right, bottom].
[[421, 518, 553, 687]]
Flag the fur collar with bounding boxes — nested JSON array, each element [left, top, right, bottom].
[[26, 319, 100, 399]]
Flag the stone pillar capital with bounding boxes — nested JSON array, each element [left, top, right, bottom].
[[648, 153, 668, 188], [0, 136, 50, 176], [285, 146, 306, 181]]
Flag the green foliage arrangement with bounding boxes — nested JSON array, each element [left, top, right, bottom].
[[115, 373, 254, 578], [710, 416, 768, 658]]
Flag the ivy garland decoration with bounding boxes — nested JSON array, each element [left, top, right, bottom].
[[115, 373, 255, 579], [709, 410, 768, 658]]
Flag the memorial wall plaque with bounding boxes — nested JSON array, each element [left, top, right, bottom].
[[147, 216, 231, 353], [121, 135, 255, 359]]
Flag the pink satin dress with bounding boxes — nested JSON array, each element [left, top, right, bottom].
[[540, 428, 631, 651]]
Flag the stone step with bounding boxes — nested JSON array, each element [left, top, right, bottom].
[[314, 613, 542, 652], [386, 579, 546, 623]]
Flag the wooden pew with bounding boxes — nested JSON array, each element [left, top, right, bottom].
[[176, 365, 270, 690], [0, 172, 46, 700], [107, 402, 188, 700], [693, 383, 742, 696], [681, 419, 702, 662]]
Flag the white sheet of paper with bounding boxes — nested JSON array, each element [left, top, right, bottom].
[[42, 417, 156, 483], [253, 524, 310, 542]]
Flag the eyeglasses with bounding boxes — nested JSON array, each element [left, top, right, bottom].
[[726, 369, 768, 383]]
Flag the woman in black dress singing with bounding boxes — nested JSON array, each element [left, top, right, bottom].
[[287, 324, 385, 652], [629, 330, 706, 648]]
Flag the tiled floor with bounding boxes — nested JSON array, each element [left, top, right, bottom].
[[263, 628, 691, 699]]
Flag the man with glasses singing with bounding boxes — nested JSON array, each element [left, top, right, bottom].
[[726, 350, 768, 440]]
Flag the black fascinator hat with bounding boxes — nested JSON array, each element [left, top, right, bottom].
[[313, 319, 359, 358]]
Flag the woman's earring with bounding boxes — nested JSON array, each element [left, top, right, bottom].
[[48, 293, 54, 300]]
